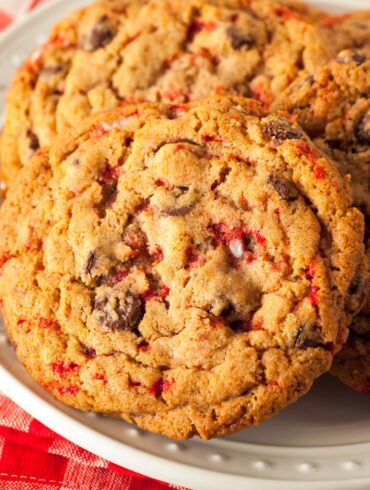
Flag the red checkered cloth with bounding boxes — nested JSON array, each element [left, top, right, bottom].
[[0, 2, 185, 489]]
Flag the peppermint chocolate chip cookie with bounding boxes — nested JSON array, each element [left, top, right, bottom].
[[0, 0, 330, 189], [272, 48, 370, 394], [319, 10, 370, 54], [0, 97, 366, 439]]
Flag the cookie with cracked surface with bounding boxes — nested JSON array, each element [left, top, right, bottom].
[[0, 0, 331, 190], [0, 96, 367, 439], [272, 47, 370, 394]]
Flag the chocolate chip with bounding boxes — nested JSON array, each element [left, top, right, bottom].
[[268, 175, 298, 201], [82, 16, 115, 51], [293, 327, 321, 348], [41, 65, 64, 77], [352, 52, 367, 65], [336, 50, 366, 66], [163, 204, 194, 217], [85, 251, 96, 276], [27, 130, 40, 151], [93, 291, 144, 333], [356, 114, 370, 144], [262, 118, 303, 144], [226, 26, 253, 50]]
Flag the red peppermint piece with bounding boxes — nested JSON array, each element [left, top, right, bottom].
[[39, 317, 61, 330], [57, 385, 80, 397], [50, 362, 80, 377], [149, 377, 175, 398]]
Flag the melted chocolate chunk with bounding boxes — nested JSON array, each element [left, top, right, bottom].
[[336, 50, 366, 66], [163, 204, 194, 217], [226, 26, 253, 50], [93, 291, 144, 333], [262, 118, 303, 144], [356, 114, 370, 144], [82, 16, 115, 51], [85, 251, 97, 276], [293, 327, 322, 348], [27, 130, 40, 151], [268, 175, 298, 202]]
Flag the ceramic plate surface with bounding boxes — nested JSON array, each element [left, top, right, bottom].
[[0, 0, 370, 488]]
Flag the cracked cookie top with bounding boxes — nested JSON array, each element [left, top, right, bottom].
[[0, 0, 330, 188], [0, 97, 366, 439], [272, 47, 370, 394]]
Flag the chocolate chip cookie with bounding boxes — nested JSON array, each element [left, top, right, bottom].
[[0, 97, 366, 439], [0, 0, 331, 189], [272, 47, 370, 394], [319, 10, 370, 54]]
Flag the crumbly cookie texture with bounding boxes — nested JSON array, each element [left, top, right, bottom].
[[318, 11, 370, 54], [272, 48, 370, 394], [0, 97, 366, 439], [0, 0, 330, 188]]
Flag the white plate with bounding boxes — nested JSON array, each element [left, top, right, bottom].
[[0, 0, 369, 488]]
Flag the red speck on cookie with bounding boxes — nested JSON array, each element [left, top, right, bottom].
[[39, 317, 61, 330], [168, 104, 189, 117], [57, 385, 80, 397], [251, 83, 271, 110], [265, 380, 279, 387], [308, 285, 320, 310], [201, 134, 223, 143], [306, 260, 316, 280], [149, 377, 175, 398], [94, 373, 108, 384], [141, 285, 170, 303], [108, 270, 129, 286], [164, 89, 189, 103], [49, 34, 75, 49], [273, 6, 303, 21], [313, 165, 326, 180], [150, 246, 164, 263], [0, 254, 12, 273], [128, 379, 141, 390], [17, 318, 31, 334], [187, 19, 218, 41], [50, 362, 80, 377], [91, 125, 108, 138], [299, 142, 326, 179], [320, 14, 350, 28], [254, 231, 266, 246], [98, 163, 119, 185], [185, 246, 204, 268], [252, 318, 265, 331]]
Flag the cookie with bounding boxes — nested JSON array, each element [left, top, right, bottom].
[[0, 97, 366, 439], [0, 0, 331, 189], [319, 10, 370, 54], [272, 48, 370, 394]]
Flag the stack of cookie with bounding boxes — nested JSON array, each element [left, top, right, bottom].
[[0, 0, 368, 440]]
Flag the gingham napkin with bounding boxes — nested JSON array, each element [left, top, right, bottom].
[[0, 2, 186, 489]]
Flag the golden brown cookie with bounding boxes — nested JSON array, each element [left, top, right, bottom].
[[0, 97, 366, 439], [0, 0, 331, 189], [272, 47, 370, 394]]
